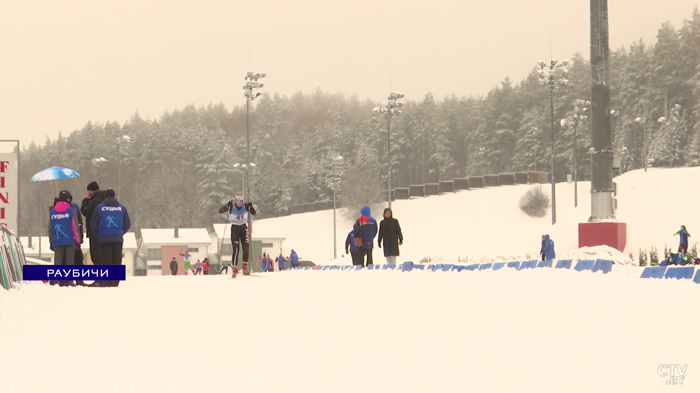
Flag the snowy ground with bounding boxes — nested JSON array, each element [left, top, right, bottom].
[[1, 268, 698, 393], [269, 167, 700, 266], [1, 167, 699, 393]]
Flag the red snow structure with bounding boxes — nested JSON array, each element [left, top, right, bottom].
[[578, 222, 626, 252]]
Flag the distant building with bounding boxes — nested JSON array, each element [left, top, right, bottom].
[[139, 227, 212, 276], [211, 221, 286, 272]]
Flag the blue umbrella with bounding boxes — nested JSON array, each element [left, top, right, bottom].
[[31, 166, 81, 196], [31, 166, 80, 182]]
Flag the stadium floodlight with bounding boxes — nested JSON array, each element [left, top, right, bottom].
[[373, 91, 405, 209]]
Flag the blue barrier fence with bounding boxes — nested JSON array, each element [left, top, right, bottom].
[[290, 259, 699, 284]]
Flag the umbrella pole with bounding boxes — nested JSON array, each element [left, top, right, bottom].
[[53, 180, 58, 197], [38, 184, 42, 260]]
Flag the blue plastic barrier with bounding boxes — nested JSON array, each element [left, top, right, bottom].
[[401, 262, 414, 272], [574, 260, 595, 272], [640, 266, 667, 279], [441, 264, 454, 272], [464, 264, 479, 271], [452, 265, 466, 272], [537, 260, 552, 268], [555, 260, 572, 269], [382, 264, 396, 270], [507, 261, 520, 270], [354, 265, 364, 271], [694, 270, 700, 284], [520, 260, 537, 270], [664, 266, 695, 280], [492, 262, 506, 271], [479, 263, 493, 271], [592, 259, 614, 274]]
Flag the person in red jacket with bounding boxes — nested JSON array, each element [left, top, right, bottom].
[[202, 258, 210, 275]]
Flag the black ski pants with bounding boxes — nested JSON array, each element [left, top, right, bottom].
[[98, 241, 123, 287], [230, 224, 250, 266], [358, 248, 373, 267]]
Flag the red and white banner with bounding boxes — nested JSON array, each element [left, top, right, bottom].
[[0, 141, 19, 235]]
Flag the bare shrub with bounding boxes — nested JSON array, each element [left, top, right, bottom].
[[519, 185, 551, 217]]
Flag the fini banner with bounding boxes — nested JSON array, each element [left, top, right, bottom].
[[0, 140, 20, 235]]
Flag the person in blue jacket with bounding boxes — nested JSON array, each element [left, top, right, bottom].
[[49, 191, 81, 286], [344, 229, 361, 265], [352, 206, 378, 267], [674, 225, 691, 258], [541, 234, 555, 261], [289, 249, 299, 269], [277, 254, 286, 271], [90, 188, 131, 287]]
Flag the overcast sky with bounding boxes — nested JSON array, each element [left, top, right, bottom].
[[1, 0, 698, 147]]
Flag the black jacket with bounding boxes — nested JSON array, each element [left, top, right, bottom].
[[81, 190, 106, 237], [378, 216, 403, 257]]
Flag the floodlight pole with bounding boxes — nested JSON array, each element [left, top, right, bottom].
[[537, 59, 569, 225], [243, 71, 266, 270]]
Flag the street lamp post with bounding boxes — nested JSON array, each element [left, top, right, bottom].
[[532, 127, 540, 171], [116, 135, 131, 193], [656, 104, 681, 168], [373, 92, 404, 209], [233, 163, 255, 193], [91, 157, 107, 179], [478, 147, 485, 175], [634, 116, 647, 172], [243, 71, 266, 266], [537, 59, 569, 225], [560, 99, 590, 208]]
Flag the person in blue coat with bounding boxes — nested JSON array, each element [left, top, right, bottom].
[[344, 230, 361, 265], [90, 188, 131, 287], [674, 225, 691, 258], [542, 234, 555, 261], [352, 206, 378, 267], [289, 249, 299, 269], [277, 254, 286, 271]]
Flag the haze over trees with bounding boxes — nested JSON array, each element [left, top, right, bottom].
[[19, 8, 700, 235]]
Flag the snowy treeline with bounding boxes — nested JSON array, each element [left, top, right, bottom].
[[18, 8, 700, 235]]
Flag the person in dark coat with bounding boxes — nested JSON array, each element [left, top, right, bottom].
[[344, 230, 361, 265], [80, 181, 106, 267], [169, 257, 178, 275], [378, 208, 403, 264], [539, 235, 546, 261], [352, 206, 378, 267], [90, 188, 131, 287], [56, 190, 86, 286]]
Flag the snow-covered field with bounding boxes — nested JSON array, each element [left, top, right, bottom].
[[1, 167, 699, 393], [271, 167, 700, 266]]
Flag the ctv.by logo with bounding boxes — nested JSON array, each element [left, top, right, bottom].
[[658, 364, 687, 385]]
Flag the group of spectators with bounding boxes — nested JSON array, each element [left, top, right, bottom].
[[48, 181, 130, 287], [344, 206, 403, 267]]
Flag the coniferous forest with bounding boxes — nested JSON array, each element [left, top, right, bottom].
[[18, 9, 700, 236]]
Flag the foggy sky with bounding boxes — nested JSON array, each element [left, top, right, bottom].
[[1, 0, 698, 147]]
